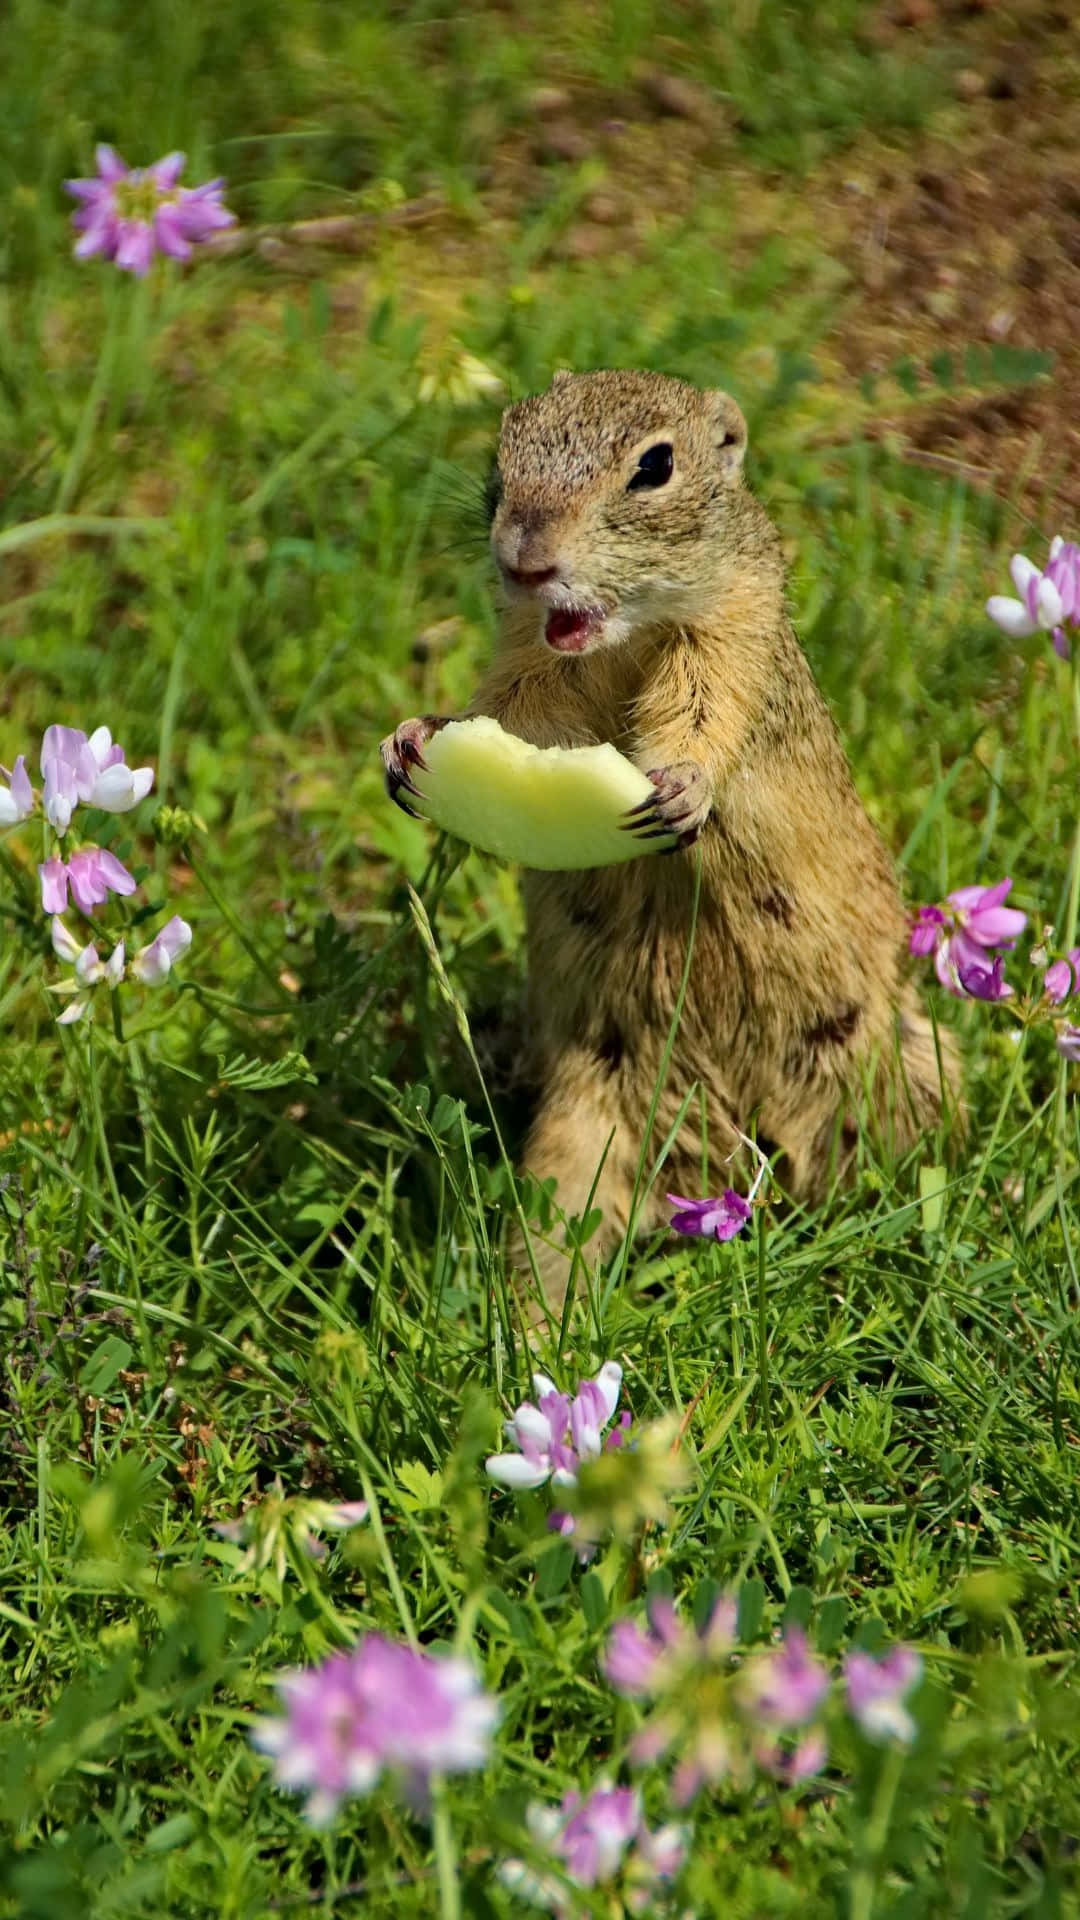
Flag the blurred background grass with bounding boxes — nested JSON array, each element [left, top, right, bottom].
[[2, 2, 1080, 1915]]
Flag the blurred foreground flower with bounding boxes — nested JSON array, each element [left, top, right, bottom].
[[66, 146, 234, 275], [987, 537, 1080, 659], [604, 1601, 830, 1802], [910, 878, 1026, 1000], [498, 1783, 688, 1915], [252, 1635, 497, 1824], [844, 1646, 922, 1745]]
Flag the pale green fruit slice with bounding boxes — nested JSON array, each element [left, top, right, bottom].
[[409, 715, 677, 869]]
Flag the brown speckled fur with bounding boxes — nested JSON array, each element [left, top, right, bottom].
[[392, 370, 958, 1306]]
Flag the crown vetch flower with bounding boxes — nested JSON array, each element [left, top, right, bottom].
[[667, 1188, 752, 1241], [41, 723, 154, 830], [500, 1785, 688, 1914], [0, 756, 33, 827], [131, 914, 192, 984], [485, 1361, 624, 1492], [911, 878, 1027, 1000], [66, 146, 235, 276], [251, 1635, 497, 1825], [845, 1646, 922, 1745], [1044, 950, 1080, 1003], [604, 1592, 736, 1699], [987, 537, 1080, 658], [49, 917, 125, 1024], [1056, 1024, 1080, 1062], [740, 1626, 829, 1729]]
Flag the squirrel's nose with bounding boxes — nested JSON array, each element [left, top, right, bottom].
[[502, 562, 560, 590]]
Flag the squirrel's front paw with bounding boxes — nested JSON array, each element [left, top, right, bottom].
[[626, 760, 712, 851], [379, 715, 449, 817]]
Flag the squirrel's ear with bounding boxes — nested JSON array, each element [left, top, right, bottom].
[[704, 391, 748, 479], [550, 367, 575, 388]]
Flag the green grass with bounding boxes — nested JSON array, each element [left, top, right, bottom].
[[2, 3, 1080, 1916]]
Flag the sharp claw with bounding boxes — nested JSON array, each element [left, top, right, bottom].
[[634, 825, 681, 841], [392, 795, 423, 820], [401, 742, 430, 773], [625, 795, 660, 818]]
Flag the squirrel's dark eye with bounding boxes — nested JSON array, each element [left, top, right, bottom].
[[627, 442, 674, 492]]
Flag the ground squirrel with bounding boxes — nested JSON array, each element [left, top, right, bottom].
[[382, 369, 956, 1308]]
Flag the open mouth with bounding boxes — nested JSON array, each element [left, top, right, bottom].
[[544, 606, 607, 653]]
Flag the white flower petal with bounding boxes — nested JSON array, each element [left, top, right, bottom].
[[1050, 535, 1064, 560], [986, 595, 1037, 638], [511, 1404, 554, 1449], [0, 791, 19, 826], [1008, 552, 1038, 597], [87, 726, 113, 765], [592, 1360, 623, 1423], [530, 1373, 558, 1400], [90, 764, 138, 810], [105, 942, 126, 986], [50, 917, 82, 963], [57, 996, 90, 1025], [485, 1453, 551, 1490], [1036, 577, 1065, 629]]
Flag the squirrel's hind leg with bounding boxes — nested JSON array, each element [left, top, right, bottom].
[[506, 1051, 657, 1323]]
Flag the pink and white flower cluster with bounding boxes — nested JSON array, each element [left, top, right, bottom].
[[603, 1593, 922, 1806], [987, 536, 1080, 660], [0, 722, 192, 1021], [499, 1784, 688, 1915], [251, 1634, 498, 1825], [485, 1361, 629, 1495]]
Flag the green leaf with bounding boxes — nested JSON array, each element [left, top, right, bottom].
[[80, 1336, 134, 1396]]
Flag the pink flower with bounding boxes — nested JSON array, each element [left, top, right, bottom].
[[740, 1626, 829, 1729], [845, 1646, 922, 1745], [67, 847, 137, 916], [911, 878, 1027, 1000], [1044, 950, 1080, 1003], [65, 146, 234, 276], [1057, 1024, 1080, 1063], [667, 1188, 752, 1241], [987, 537, 1080, 658], [604, 1593, 736, 1698], [500, 1785, 688, 1913], [0, 755, 33, 827], [251, 1635, 497, 1825], [485, 1362, 624, 1492], [40, 723, 153, 829], [39, 858, 69, 915], [131, 914, 192, 984], [908, 904, 945, 956]]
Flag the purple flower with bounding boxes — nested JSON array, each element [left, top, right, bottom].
[[604, 1592, 735, 1698], [65, 146, 235, 276], [66, 846, 137, 917], [1057, 1024, 1080, 1062], [131, 913, 192, 984], [911, 877, 1028, 999], [955, 954, 1013, 1002], [0, 755, 33, 828], [667, 1188, 752, 1242], [987, 536, 1080, 658], [845, 1646, 922, 1745], [486, 1361, 624, 1492], [554, 1786, 641, 1886], [251, 1634, 497, 1824], [740, 1626, 829, 1729]]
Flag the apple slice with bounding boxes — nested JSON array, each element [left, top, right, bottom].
[[408, 716, 677, 869]]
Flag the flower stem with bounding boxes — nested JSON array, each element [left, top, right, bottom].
[[187, 853, 291, 1001], [756, 1203, 773, 1453], [431, 1781, 462, 1920], [848, 1743, 906, 1920]]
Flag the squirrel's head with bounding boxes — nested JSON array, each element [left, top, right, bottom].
[[489, 368, 776, 656]]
